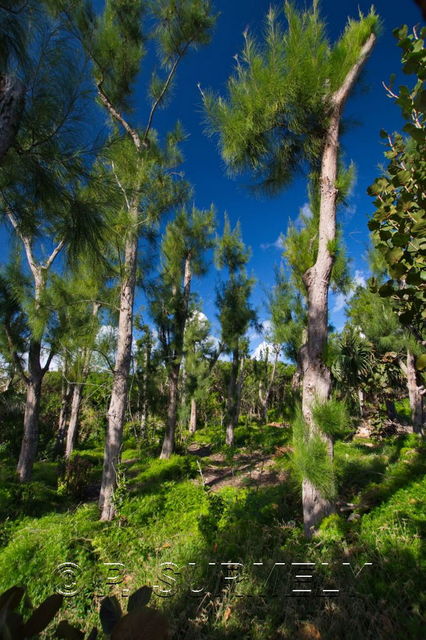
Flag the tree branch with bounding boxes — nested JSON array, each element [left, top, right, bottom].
[[42, 348, 55, 375], [6, 208, 39, 280], [332, 33, 377, 111], [143, 42, 191, 143], [4, 323, 29, 385], [97, 84, 144, 152], [44, 238, 65, 271]]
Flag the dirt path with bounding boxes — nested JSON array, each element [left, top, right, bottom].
[[189, 447, 289, 492]]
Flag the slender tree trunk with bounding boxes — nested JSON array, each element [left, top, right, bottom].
[[17, 340, 43, 482], [99, 208, 138, 521], [225, 347, 239, 446], [358, 388, 364, 418], [139, 344, 151, 438], [406, 349, 424, 435], [65, 382, 84, 459], [55, 376, 72, 455], [235, 356, 245, 425], [0, 75, 25, 162], [260, 347, 279, 423], [65, 302, 99, 460], [189, 397, 197, 434], [160, 254, 192, 459], [301, 34, 376, 538], [160, 365, 180, 459]]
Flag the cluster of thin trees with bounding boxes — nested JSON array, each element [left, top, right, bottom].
[[0, 1, 424, 536]]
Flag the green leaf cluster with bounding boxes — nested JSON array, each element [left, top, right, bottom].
[[368, 25, 426, 330]]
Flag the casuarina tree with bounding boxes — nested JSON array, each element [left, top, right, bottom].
[[58, 0, 216, 518], [150, 205, 215, 459], [204, 1, 378, 535], [215, 216, 256, 446]]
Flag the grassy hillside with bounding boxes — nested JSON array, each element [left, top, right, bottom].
[[0, 424, 424, 639]]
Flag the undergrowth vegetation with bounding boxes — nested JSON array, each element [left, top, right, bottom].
[[0, 424, 424, 639]]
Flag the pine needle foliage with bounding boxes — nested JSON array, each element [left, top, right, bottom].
[[215, 217, 257, 353], [203, 1, 379, 193], [292, 406, 336, 499], [311, 396, 350, 439]]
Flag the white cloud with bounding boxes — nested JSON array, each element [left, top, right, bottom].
[[190, 310, 209, 326], [261, 319, 272, 335], [260, 234, 285, 250], [332, 293, 347, 314], [252, 341, 281, 362], [353, 269, 366, 288], [97, 324, 117, 341]]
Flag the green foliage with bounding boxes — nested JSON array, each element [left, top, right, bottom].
[[292, 408, 336, 499], [204, 1, 378, 192], [58, 455, 94, 500], [215, 217, 256, 352], [368, 25, 426, 331], [331, 328, 373, 404], [198, 491, 226, 544], [312, 397, 350, 438]]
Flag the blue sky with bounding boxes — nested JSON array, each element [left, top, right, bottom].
[[142, 0, 420, 352], [1, 0, 422, 357]]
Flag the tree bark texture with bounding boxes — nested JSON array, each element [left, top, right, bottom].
[[0, 74, 25, 162], [160, 255, 192, 458], [189, 397, 197, 434], [225, 347, 240, 446], [55, 377, 72, 455], [17, 340, 43, 482], [406, 349, 424, 435], [160, 365, 180, 459], [301, 34, 376, 538], [99, 210, 138, 520]]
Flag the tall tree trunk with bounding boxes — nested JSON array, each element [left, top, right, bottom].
[[358, 388, 364, 418], [406, 349, 424, 435], [65, 302, 99, 460], [225, 347, 239, 446], [99, 210, 138, 521], [55, 376, 72, 455], [17, 340, 43, 482], [160, 365, 180, 459], [0, 75, 25, 162], [139, 343, 151, 438], [160, 254, 192, 459], [260, 346, 279, 423], [301, 34, 376, 538], [65, 382, 84, 459], [189, 397, 197, 434]]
